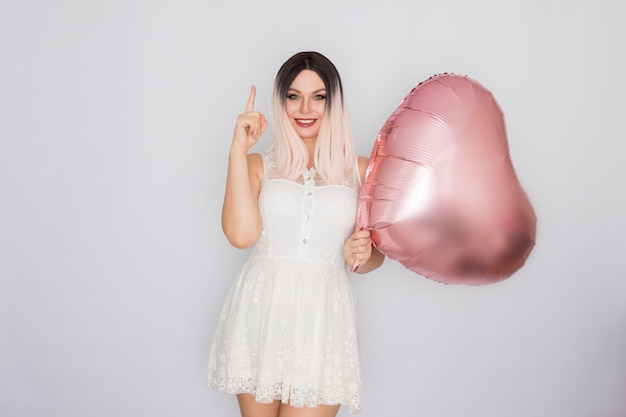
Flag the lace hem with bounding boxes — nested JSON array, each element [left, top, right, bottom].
[[208, 376, 361, 414]]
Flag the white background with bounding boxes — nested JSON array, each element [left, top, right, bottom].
[[1, 1, 625, 416]]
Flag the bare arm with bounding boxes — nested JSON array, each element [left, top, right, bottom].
[[221, 86, 268, 248], [342, 156, 385, 273]]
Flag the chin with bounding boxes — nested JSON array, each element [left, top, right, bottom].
[[292, 125, 320, 140]]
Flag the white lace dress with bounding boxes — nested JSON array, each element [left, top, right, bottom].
[[207, 154, 362, 413]]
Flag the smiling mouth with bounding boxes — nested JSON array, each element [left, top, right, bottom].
[[295, 118, 317, 128]]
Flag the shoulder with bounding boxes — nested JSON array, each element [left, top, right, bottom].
[[247, 152, 264, 182], [357, 156, 369, 182]]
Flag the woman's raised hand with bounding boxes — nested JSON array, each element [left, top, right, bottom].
[[232, 85, 268, 152]]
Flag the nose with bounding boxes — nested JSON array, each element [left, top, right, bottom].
[[300, 97, 311, 114]]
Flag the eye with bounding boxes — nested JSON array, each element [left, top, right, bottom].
[[287, 93, 299, 100], [313, 94, 327, 100]]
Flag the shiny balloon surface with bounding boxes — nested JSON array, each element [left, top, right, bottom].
[[357, 74, 536, 285]]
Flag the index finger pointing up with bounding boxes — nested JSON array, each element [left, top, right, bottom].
[[245, 85, 256, 112]]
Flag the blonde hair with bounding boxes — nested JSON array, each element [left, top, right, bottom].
[[267, 52, 355, 184]]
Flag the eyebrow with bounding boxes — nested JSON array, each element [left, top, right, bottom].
[[287, 88, 327, 94]]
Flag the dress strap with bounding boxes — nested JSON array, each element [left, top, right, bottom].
[[261, 152, 274, 178], [353, 157, 363, 187]]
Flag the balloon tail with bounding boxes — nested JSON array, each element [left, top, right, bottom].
[[350, 259, 361, 272]]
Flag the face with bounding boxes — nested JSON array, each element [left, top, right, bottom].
[[284, 69, 327, 141]]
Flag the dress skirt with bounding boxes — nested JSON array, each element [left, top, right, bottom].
[[207, 256, 362, 413]]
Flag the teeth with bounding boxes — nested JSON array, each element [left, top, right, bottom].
[[298, 119, 314, 124]]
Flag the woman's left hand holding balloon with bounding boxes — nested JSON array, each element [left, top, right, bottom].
[[343, 230, 384, 273]]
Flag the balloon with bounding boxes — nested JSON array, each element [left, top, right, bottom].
[[357, 74, 536, 285]]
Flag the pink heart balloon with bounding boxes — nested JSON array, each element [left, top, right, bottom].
[[357, 74, 536, 285]]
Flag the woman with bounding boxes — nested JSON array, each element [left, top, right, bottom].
[[208, 51, 384, 417]]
